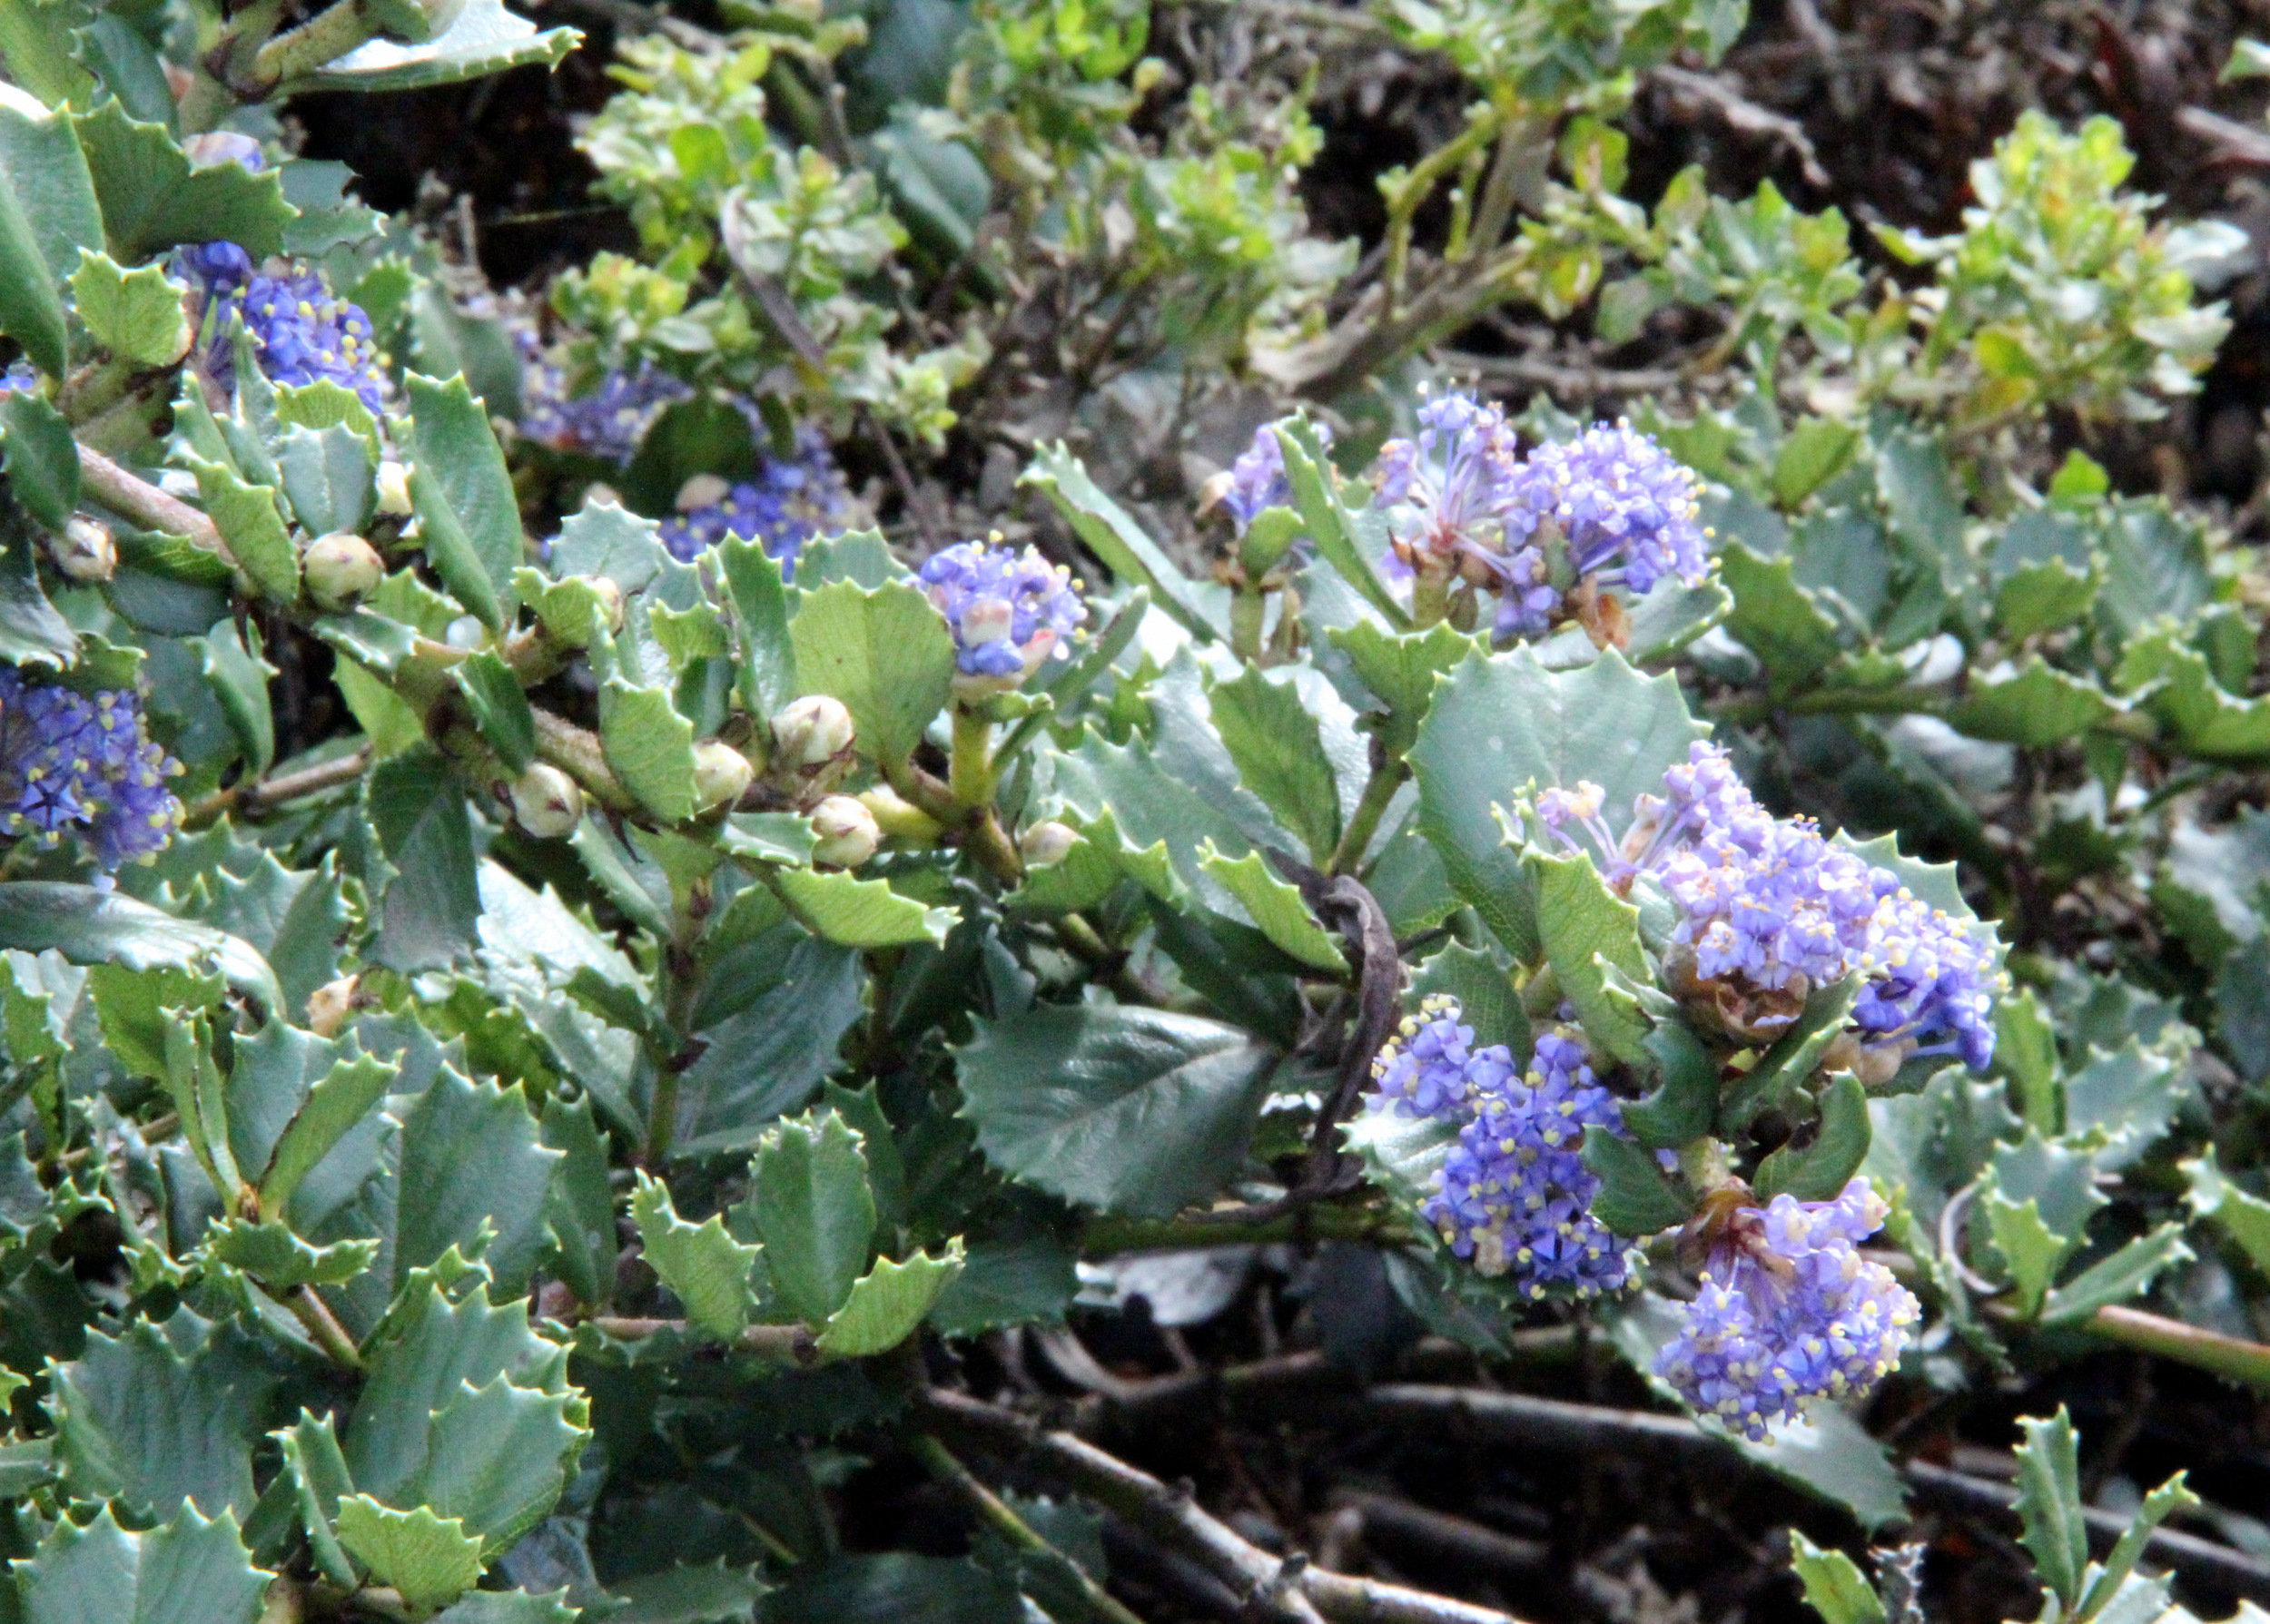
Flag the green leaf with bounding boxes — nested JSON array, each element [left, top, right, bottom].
[[771, 865, 952, 948], [74, 102, 291, 261], [1207, 663, 1341, 862], [48, 1312, 277, 1521], [408, 372, 523, 628], [670, 923, 864, 1157], [747, 1111, 875, 1326], [1407, 940, 1526, 1054], [276, 1412, 355, 1590], [0, 493, 74, 664], [787, 578, 956, 771], [719, 533, 796, 717], [2013, 1409, 2088, 1609], [1, 388, 76, 531], [277, 159, 383, 258], [929, 1234, 1078, 1337], [955, 1004, 1279, 1218], [1622, 1021, 1718, 1148], [190, 457, 298, 604], [1275, 421, 1409, 629], [2184, 1147, 2270, 1280], [1022, 441, 1220, 641], [1772, 418, 1860, 508], [68, 248, 187, 366], [2078, 1472, 2200, 1621], [2039, 1225, 2192, 1326], [599, 679, 701, 822], [1949, 658, 2120, 747], [257, 1049, 395, 1216], [191, 615, 276, 774], [1410, 647, 1708, 963], [603, 1562, 767, 1623], [1998, 990, 2059, 1135], [814, 1241, 964, 1357], [1327, 620, 1476, 757], [1529, 849, 1652, 1067], [0, 150, 67, 373], [1874, 427, 1969, 595], [275, 423, 376, 536], [293, 0, 579, 93], [630, 1171, 758, 1340], [1983, 1192, 2067, 1319], [1787, 1532, 1885, 1624], [1718, 975, 1861, 1131], [1994, 558, 2097, 641], [1752, 1074, 1871, 1204], [1719, 541, 1845, 686], [335, 1496, 485, 1611], [207, 1219, 380, 1288], [2117, 628, 2270, 762], [540, 1093, 617, 1308], [395, 1068, 563, 1298], [1195, 845, 1347, 971], [1579, 1127, 1693, 1236], [364, 745, 482, 974], [0, 881, 280, 1011], [452, 649, 536, 775], [15, 1502, 271, 1624]]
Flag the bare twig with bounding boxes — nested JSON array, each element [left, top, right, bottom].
[[1326, 1491, 1549, 1581], [192, 746, 373, 825], [1648, 64, 1831, 189], [1436, 349, 1683, 399], [912, 1433, 1150, 1624], [76, 446, 239, 573], [2176, 105, 2270, 168]]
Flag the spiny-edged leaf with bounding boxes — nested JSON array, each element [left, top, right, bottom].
[[275, 1412, 356, 1590], [0, 947, 73, 1066], [1982, 1192, 2067, 1320], [1874, 427, 1968, 595], [1022, 440, 1220, 640], [600, 679, 699, 822], [771, 865, 952, 948], [1773, 418, 1861, 507], [68, 247, 187, 366], [1752, 1075, 1871, 1204], [540, 1093, 617, 1309], [1, 388, 77, 530], [185, 849, 350, 1019], [1580, 1128, 1693, 1236], [1275, 420, 1409, 629], [2062, 1038, 2181, 1172], [165, 1007, 242, 1194], [601, 1561, 769, 1624], [1719, 542, 1845, 687], [719, 533, 796, 717], [1529, 849, 1652, 1067], [630, 1172, 757, 1340], [0, 494, 75, 664], [276, 422, 376, 536], [1998, 990, 2059, 1135], [191, 615, 276, 773], [257, 1049, 396, 1216], [1787, 1531, 1885, 1624], [2117, 627, 2270, 762], [396, 1068, 563, 1298], [2013, 1409, 2088, 1608], [955, 1004, 1279, 1218], [1623, 1020, 1718, 1148], [2184, 1147, 2270, 1280], [814, 1240, 964, 1357], [2039, 1225, 2193, 1326], [0, 136, 67, 371], [670, 924, 865, 1157], [1206, 663, 1341, 861], [74, 102, 291, 260], [397, 1374, 589, 1552], [1410, 647, 1708, 962], [1196, 844, 1347, 971], [275, 379, 380, 449], [1988, 1132, 2106, 1246], [2078, 1471, 2200, 1622], [786, 577, 956, 770], [15, 1501, 271, 1624], [0, 882, 281, 1012], [190, 458, 297, 604], [1949, 658, 2121, 747], [294, 0, 578, 92], [0, 96, 101, 282], [47, 1312, 278, 1521], [929, 1234, 1079, 1338], [765, 1553, 1021, 1624], [1407, 940, 1527, 1054], [364, 744, 482, 974], [335, 1496, 483, 1611], [746, 1111, 875, 1326], [407, 372, 523, 626], [452, 649, 536, 774], [1327, 620, 1477, 756], [207, 1219, 380, 1288], [1995, 558, 2097, 641], [88, 959, 222, 1081], [430, 1589, 580, 1622]]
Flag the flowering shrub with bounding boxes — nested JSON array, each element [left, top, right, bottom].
[[0, 0, 2265, 1619]]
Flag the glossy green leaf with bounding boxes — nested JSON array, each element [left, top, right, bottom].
[[719, 532, 795, 717], [15, 1502, 271, 1624], [2013, 1409, 2087, 1608], [1787, 1532, 1884, 1624], [1983, 1192, 2067, 1319], [0, 881, 280, 1010], [1275, 420, 1409, 629], [1022, 440, 1220, 640], [1195, 844, 1347, 971], [1580, 1127, 1693, 1235], [771, 865, 952, 948], [407, 371, 524, 626], [1206, 662, 1341, 861], [74, 103, 291, 261], [207, 1219, 380, 1288], [394, 1068, 563, 1298], [1, 387, 75, 531], [275, 423, 376, 536], [1949, 658, 2120, 747], [1752, 1074, 1871, 1204], [295, 0, 579, 93], [364, 745, 481, 973], [1622, 1020, 1719, 1148], [191, 615, 276, 774], [68, 248, 187, 366], [1530, 849, 1653, 1067], [335, 1496, 485, 1611], [452, 650, 537, 775]]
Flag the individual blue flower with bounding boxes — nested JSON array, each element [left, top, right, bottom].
[[518, 340, 691, 464], [1368, 994, 1512, 1117], [0, 360, 39, 395], [917, 536, 1087, 685], [1655, 1176, 1919, 1441], [656, 432, 854, 573], [0, 669, 183, 873], [1510, 420, 1712, 597]]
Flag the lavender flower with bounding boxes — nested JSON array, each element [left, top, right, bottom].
[[519, 343, 691, 464], [656, 432, 854, 572], [1368, 994, 1512, 1117], [1510, 421, 1712, 597], [0, 670, 183, 872], [917, 537, 1087, 684], [1374, 391, 1527, 579], [0, 361, 38, 394], [1215, 418, 1328, 534], [1655, 1176, 1919, 1441], [179, 251, 385, 415]]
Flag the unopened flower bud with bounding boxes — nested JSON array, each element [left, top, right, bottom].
[[770, 694, 854, 768], [303, 532, 384, 610], [692, 740, 754, 812], [48, 518, 115, 583], [676, 472, 731, 512], [509, 762, 583, 838], [591, 576, 626, 634], [375, 461, 413, 516], [306, 973, 360, 1038], [1020, 820, 1078, 866], [444, 615, 485, 650], [809, 794, 880, 868]]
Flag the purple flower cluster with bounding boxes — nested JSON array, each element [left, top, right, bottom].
[[1372, 395, 1713, 640], [1655, 1177, 1919, 1441], [917, 537, 1087, 684], [0, 361, 38, 394], [1538, 743, 2001, 1071], [1367, 999, 1637, 1299], [178, 247, 385, 415], [1215, 418, 1328, 534], [657, 433, 854, 570], [0, 670, 182, 872], [519, 343, 691, 465]]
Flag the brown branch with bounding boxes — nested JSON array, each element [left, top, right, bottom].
[[76, 446, 240, 574]]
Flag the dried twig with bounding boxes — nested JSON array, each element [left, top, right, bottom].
[[1649, 64, 1831, 189]]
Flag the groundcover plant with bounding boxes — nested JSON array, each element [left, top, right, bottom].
[[9, 0, 2270, 1619]]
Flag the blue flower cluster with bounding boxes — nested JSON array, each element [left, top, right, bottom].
[[178, 246, 386, 416], [1214, 418, 1328, 534], [0, 670, 182, 872], [1368, 998, 1637, 1298], [1539, 743, 2001, 1071], [1372, 394, 1713, 640], [0, 361, 37, 394], [1655, 1177, 1919, 1441], [657, 433, 854, 570], [917, 537, 1087, 684], [518, 341, 690, 464]]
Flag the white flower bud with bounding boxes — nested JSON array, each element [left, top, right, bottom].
[[375, 461, 413, 516], [444, 615, 486, 650], [305, 973, 360, 1038], [809, 794, 880, 868], [509, 762, 584, 839], [770, 694, 854, 768], [591, 576, 627, 634], [303, 532, 384, 610], [48, 518, 115, 583], [1019, 820, 1078, 866], [676, 473, 731, 512], [692, 740, 755, 812]]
